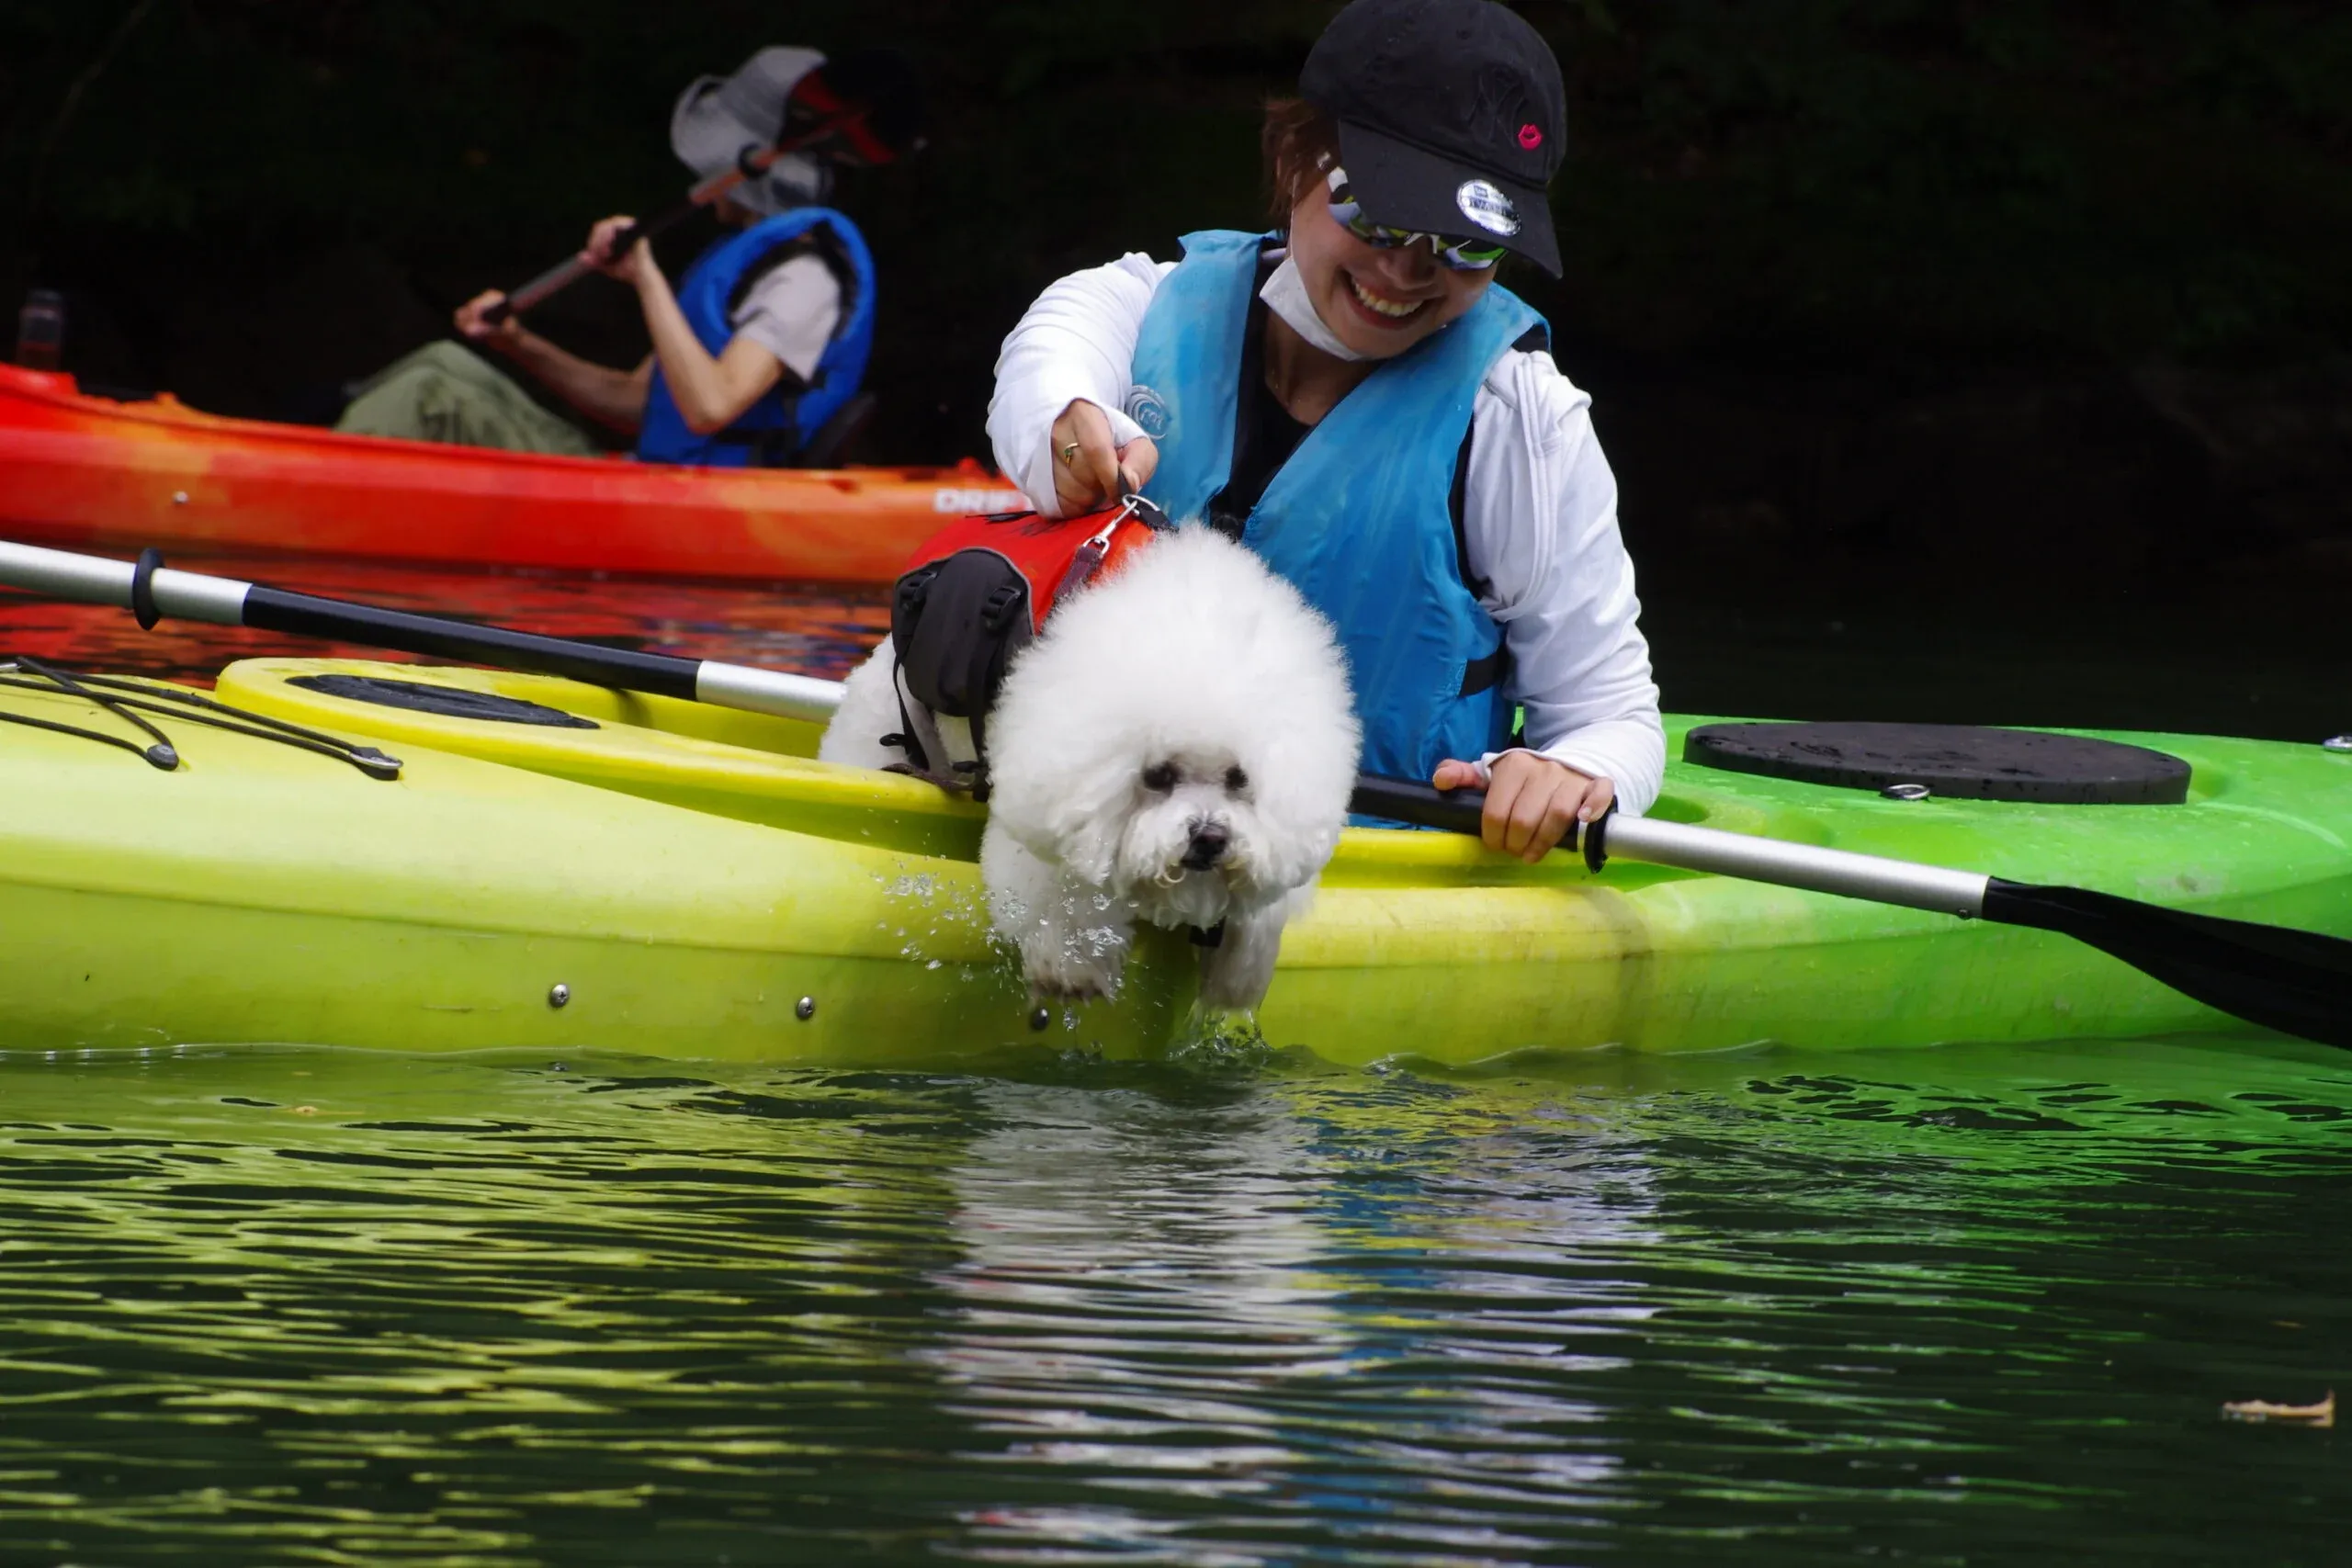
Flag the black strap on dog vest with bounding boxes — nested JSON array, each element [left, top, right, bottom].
[[883, 553, 1037, 802]]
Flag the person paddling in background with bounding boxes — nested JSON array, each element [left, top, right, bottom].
[[989, 0, 1663, 860], [337, 47, 922, 466]]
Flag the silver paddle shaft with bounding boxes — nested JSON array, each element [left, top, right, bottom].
[[694, 660, 842, 722], [0, 539, 845, 724], [1601, 812, 1990, 918], [0, 538, 251, 622]]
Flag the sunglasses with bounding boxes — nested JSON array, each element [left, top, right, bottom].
[[1325, 167, 1508, 271]]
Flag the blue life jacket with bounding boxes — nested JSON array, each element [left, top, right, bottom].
[[636, 207, 876, 468], [1127, 229, 1543, 784]]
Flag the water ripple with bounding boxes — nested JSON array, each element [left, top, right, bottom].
[[0, 1035, 2344, 1564]]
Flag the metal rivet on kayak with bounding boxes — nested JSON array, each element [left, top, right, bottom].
[[548, 983, 570, 1009], [2325, 735, 2352, 753], [1029, 1006, 1051, 1032], [1882, 782, 1931, 801], [795, 996, 817, 1021], [171, 491, 188, 505]]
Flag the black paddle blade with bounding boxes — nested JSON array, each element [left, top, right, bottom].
[[1982, 879, 2352, 1048]]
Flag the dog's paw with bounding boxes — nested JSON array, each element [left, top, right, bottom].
[[1016, 919, 1129, 1001], [986, 821, 1134, 1001], [1028, 970, 1118, 1003], [1194, 898, 1295, 1011]]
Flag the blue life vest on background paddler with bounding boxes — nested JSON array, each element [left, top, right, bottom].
[[1126, 228, 1541, 783], [636, 207, 876, 468]]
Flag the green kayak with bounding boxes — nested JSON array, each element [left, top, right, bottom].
[[0, 657, 2346, 1064]]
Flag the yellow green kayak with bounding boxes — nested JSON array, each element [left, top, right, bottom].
[[0, 656, 2346, 1063]]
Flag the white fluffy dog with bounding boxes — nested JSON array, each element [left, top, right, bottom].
[[820, 525, 1360, 1009]]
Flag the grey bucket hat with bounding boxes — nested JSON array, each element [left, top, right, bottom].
[[670, 46, 832, 215]]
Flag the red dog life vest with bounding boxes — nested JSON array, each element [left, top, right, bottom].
[[884, 495, 1170, 796]]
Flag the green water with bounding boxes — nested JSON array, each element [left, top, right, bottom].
[[0, 1037, 2344, 1564]]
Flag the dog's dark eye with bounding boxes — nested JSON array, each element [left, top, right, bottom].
[[1141, 761, 1179, 792], [1224, 765, 1250, 793]]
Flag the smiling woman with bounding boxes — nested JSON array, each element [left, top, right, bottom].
[[987, 0, 1666, 863], [1259, 101, 1504, 368]]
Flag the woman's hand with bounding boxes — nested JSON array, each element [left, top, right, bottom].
[[1049, 399, 1159, 513], [453, 289, 525, 352], [582, 215, 657, 288], [1431, 750, 1615, 864]]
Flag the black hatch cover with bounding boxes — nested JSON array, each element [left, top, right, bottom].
[[1684, 721, 2189, 804], [285, 674, 599, 729]]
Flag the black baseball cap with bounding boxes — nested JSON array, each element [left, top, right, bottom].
[[1300, 0, 1566, 276]]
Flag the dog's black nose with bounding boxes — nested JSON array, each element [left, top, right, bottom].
[[1182, 822, 1229, 870]]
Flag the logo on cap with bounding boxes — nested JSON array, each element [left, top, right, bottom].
[[1518, 123, 1544, 150], [1455, 179, 1521, 237]]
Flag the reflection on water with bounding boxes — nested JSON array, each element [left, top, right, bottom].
[[928, 1078, 1651, 1558], [0, 1039, 2344, 1563]]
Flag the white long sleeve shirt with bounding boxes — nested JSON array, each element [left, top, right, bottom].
[[986, 253, 1666, 816]]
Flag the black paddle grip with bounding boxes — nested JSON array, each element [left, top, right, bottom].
[[1346, 773, 1611, 867], [1349, 774, 1483, 833], [484, 204, 692, 323], [242, 587, 704, 702]]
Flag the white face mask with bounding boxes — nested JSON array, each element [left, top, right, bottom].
[[1259, 254, 1369, 363]]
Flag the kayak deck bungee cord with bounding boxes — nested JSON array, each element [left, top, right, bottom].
[[3, 650, 2347, 1062], [0, 656, 402, 778]]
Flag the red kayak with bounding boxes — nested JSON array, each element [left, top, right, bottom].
[[0, 364, 1026, 582]]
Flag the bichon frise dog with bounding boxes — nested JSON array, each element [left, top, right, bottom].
[[820, 525, 1359, 1010]]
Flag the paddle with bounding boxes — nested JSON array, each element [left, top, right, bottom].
[[481, 107, 872, 326], [4, 537, 2348, 1048], [0, 539, 838, 723], [1351, 785, 2352, 1051]]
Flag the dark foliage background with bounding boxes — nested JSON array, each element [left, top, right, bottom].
[[4, 0, 2348, 615]]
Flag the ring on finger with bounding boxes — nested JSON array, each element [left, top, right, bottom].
[[1058, 441, 1081, 466]]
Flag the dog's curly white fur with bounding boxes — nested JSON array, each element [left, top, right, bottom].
[[820, 526, 1359, 1009]]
